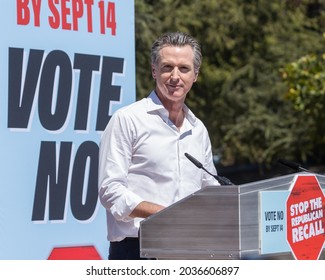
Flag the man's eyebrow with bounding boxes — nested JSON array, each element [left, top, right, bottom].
[[160, 62, 192, 68]]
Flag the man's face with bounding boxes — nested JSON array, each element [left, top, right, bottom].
[[151, 45, 198, 103]]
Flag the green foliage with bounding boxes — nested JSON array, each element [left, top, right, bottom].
[[134, 0, 325, 167], [281, 41, 325, 160], [282, 51, 325, 116]]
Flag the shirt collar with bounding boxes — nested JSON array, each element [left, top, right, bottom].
[[146, 91, 197, 126]]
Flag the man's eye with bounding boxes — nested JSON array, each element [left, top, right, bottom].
[[180, 67, 190, 72], [162, 66, 173, 72]]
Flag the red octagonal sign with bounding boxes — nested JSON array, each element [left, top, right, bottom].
[[286, 174, 325, 259], [48, 246, 102, 260]]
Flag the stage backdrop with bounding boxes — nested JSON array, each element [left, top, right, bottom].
[[0, 0, 135, 259]]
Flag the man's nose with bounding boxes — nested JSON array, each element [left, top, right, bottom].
[[170, 67, 180, 79]]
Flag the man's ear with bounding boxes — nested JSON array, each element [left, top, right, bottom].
[[193, 72, 199, 82], [151, 64, 156, 79]]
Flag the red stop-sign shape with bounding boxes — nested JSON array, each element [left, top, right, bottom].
[[48, 245, 102, 260], [286, 174, 325, 260]]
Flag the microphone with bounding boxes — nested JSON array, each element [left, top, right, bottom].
[[184, 152, 233, 185], [278, 158, 310, 173]]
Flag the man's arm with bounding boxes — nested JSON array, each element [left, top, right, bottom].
[[129, 201, 165, 218]]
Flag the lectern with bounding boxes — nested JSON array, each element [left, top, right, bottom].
[[139, 173, 325, 259]]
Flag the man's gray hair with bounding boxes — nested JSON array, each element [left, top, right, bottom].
[[151, 31, 202, 74]]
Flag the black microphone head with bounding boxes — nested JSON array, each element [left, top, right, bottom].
[[184, 152, 233, 185], [184, 153, 203, 169], [278, 158, 301, 172]]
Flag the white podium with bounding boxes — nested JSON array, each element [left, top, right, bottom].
[[139, 173, 325, 259]]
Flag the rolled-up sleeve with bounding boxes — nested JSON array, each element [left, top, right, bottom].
[[98, 111, 144, 221]]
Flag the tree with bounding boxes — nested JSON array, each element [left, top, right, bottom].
[[134, 1, 160, 97], [134, 0, 325, 169], [281, 35, 325, 162]]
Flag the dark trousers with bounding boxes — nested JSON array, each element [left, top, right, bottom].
[[108, 237, 152, 260]]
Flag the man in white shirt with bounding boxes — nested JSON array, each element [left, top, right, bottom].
[[98, 31, 219, 259]]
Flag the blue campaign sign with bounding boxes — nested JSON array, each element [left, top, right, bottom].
[[259, 191, 290, 255], [0, 0, 135, 259]]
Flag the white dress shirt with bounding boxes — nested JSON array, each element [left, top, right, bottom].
[[98, 91, 219, 241]]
